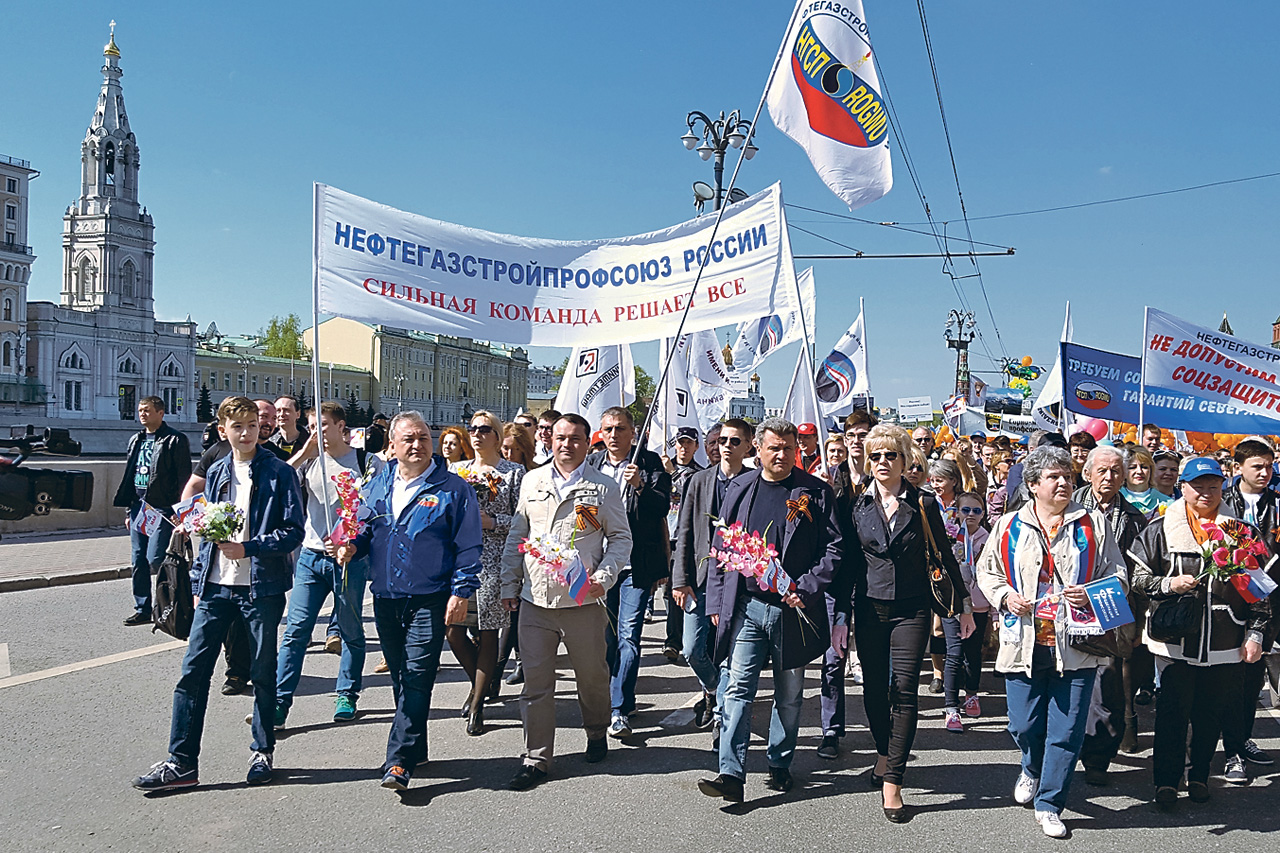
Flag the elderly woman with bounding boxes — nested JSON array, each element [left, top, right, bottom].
[[1130, 457, 1270, 812], [838, 424, 972, 822], [977, 446, 1128, 839], [446, 411, 525, 734]]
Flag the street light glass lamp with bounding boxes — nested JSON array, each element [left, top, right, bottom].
[[743, 141, 759, 160], [727, 129, 746, 148], [680, 129, 699, 150], [696, 137, 714, 160]]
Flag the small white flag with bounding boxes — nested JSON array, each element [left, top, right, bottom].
[[553, 345, 635, 429]]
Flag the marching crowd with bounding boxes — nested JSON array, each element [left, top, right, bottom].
[[116, 393, 1279, 839]]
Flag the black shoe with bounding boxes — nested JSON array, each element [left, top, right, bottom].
[[505, 663, 524, 685], [1224, 755, 1249, 785], [486, 677, 501, 703], [1155, 786, 1178, 811], [509, 765, 547, 791], [1134, 687, 1154, 706], [461, 691, 474, 718], [764, 767, 793, 793], [1187, 781, 1210, 803], [466, 705, 485, 737], [817, 734, 840, 761], [663, 646, 680, 662], [883, 805, 909, 824], [693, 695, 715, 729], [584, 737, 608, 764], [123, 612, 151, 627], [928, 677, 943, 694], [1241, 739, 1274, 766], [697, 774, 744, 803], [221, 677, 250, 696], [1119, 718, 1139, 755], [1084, 767, 1110, 787], [133, 759, 198, 792]]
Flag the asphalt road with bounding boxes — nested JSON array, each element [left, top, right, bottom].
[[1, 578, 1278, 852]]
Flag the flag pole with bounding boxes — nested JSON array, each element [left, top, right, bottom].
[[636, 0, 805, 459], [1138, 306, 1149, 438], [311, 183, 333, 542]]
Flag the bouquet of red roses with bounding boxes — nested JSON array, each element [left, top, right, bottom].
[[1199, 518, 1277, 603]]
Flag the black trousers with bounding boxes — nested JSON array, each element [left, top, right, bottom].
[[1080, 654, 1126, 771], [1152, 660, 1242, 788], [855, 597, 931, 786], [1222, 658, 1268, 757]]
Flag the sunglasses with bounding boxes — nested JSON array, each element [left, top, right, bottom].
[[467, 424, 495, 435], [717, 435, 743, 447], [908, 464, 924, 473], [1152, 450, 1181, 462], [869, 451, 900, 462], [958, 506, 984, 515], [537, 424, 553, 432]]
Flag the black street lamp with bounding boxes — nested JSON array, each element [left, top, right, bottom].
[[681, 109, 757, 212]]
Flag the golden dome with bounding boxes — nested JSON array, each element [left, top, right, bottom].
[[104, 22, 121, 57], [751, 373, 761, 382], [721, 343, 734, 368]]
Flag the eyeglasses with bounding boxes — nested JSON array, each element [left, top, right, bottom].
[[958, 506, 984, 516], [467, 424, 495, 435], [717, 436, 743, 447], [537, 424, 553, 432], [515, 420, 535, 429], [908, 464, 924, 473], [869, 451, 899, 462], [913, 437, 933, 445]]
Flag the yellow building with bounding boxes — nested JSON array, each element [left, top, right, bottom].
[[194, 340, 371, 413]]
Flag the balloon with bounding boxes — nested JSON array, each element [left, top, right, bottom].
[[1082, 418, 1108, 441], [1021, 356, 1033, 367]]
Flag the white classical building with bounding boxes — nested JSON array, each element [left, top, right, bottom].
[[26, 29, 197, 428], [0, 153, 40, 410]]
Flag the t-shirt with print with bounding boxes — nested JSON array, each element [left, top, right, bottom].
[[208, 458, 253, 587], [134, 433, 157, 500]]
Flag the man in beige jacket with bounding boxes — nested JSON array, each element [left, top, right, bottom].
[[501, 413, 632, 791]]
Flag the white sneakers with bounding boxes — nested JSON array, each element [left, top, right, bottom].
[[1013, 772, 1039, 805], [1036, 810, 1068, 838]]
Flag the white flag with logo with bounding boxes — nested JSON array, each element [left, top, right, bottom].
[[782, 348, 821, 434], [648, 340, 709, 465], [730, 266, 817, 380], [765, 1, 892, 209], [553, 345, 635, 428], [1032, 302, 1073, 431], [675, 331, 732, 430], [815, 309, 870, 416]]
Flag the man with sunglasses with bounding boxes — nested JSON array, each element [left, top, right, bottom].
[[587, 406, 673, 740], [513, 413, 538, 440], [533, 410, 559, 465], [912, 427, 937, 460], [673, 420, 754, 741]]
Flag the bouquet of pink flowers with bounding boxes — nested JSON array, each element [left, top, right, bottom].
[[328, 469, 370, 547], [519, 533, 592, 604], [455, 464, 502, 501], [1198, 518, 1277, 603], [710, 518, 817, 633]]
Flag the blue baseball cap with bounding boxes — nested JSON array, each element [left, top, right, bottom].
[[1179, 456, 1225, 483]]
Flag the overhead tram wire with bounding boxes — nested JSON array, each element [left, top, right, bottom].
[[871, 42, 1002, 370], [894, 170, 1280, 225], [784, 201, 1015, 251], [917, 0, 1008, 364]]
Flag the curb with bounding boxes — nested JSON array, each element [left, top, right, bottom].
[[0, 566, 132, 594]]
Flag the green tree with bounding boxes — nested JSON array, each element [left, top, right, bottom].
[[259, 313, 310, 360], [196, 383, 213, 422], [628, 365, 655, 428], [345, 390, 366, 427]]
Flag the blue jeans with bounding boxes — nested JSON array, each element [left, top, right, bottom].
[[168, 583, 286, 767], [719, 596, 806, 781], [129, 504, 172, 615], [820, 593, 846, 736], [606, 573, 652, 717], [682, 585, 721, 695], [1005, 662, 1098, 813], [374, 593, 447, 773], [941, 615, 965, 711], [276, 549, 368, 709]]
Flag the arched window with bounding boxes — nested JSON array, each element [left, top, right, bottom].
[[104, 142, 116, 185], [77, 258, 91, 300], [121, 260, 135, 298], [2, 342, 10, 368], [3, 297, 11, 321]]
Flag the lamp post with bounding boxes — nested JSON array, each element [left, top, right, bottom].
[[394, 372, 407, 411], [497, 382, 509, 421], [236, 355, 255, 395], [943, 310, 977, 399], [681, 109, 757, 211]]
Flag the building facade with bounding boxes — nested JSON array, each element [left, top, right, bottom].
[[194, 332, 372, 416], [26, 30, 198, 423], [308, 316, 528, 425], [526, 364, 558, 395], [0, 154, 40, 408]]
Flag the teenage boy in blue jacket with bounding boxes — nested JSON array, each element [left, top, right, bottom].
[[336, 409, 482, 791], [134, 396, 305, 792]]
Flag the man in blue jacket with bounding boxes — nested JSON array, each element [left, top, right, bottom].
[[133, 396, 304, 792], [337, 410, 482, 792]]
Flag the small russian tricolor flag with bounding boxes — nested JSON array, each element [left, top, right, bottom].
[[1230, 567, 1278, 604], [565, 558, 591, 605]]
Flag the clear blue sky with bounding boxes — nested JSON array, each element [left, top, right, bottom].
[[6, 2, 1279, 408]]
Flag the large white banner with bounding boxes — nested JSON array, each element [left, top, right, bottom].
[[315, 183, 795, 347], [766, 0, 892, 209], [1142, 307, 1280, 434]]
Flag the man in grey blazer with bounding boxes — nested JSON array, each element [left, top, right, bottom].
[[672, 419, 754, 739]]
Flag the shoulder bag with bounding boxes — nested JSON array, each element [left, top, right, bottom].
[[918, 496, 963, 618]]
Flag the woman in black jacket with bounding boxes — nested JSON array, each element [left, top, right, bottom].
[[835, 424, 972, 822]]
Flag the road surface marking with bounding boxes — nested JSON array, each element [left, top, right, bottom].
[[0, 641, 185, 691], [0, 643, 9, 679]]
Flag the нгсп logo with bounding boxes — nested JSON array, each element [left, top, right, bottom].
[[791, 18, 888, 148], [1073, 381, 1112, 411]]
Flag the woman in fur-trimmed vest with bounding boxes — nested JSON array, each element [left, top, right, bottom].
[[1129, 457, 1270, 812]]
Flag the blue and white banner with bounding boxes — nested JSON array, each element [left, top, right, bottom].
[[730, 266, 816, 380], [1083, 576, 1135, 631], [816, 307, 870, 416], [1142, 307, 1280, 433], [1061, 342, 1140, 424], [316, 183, 795, 347], [766, 0, 892, 209]]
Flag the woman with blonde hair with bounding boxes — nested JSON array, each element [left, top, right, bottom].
[[446, 410, 525, 733], [834, 423, 973, 822], [500, 422, 537, 469]]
